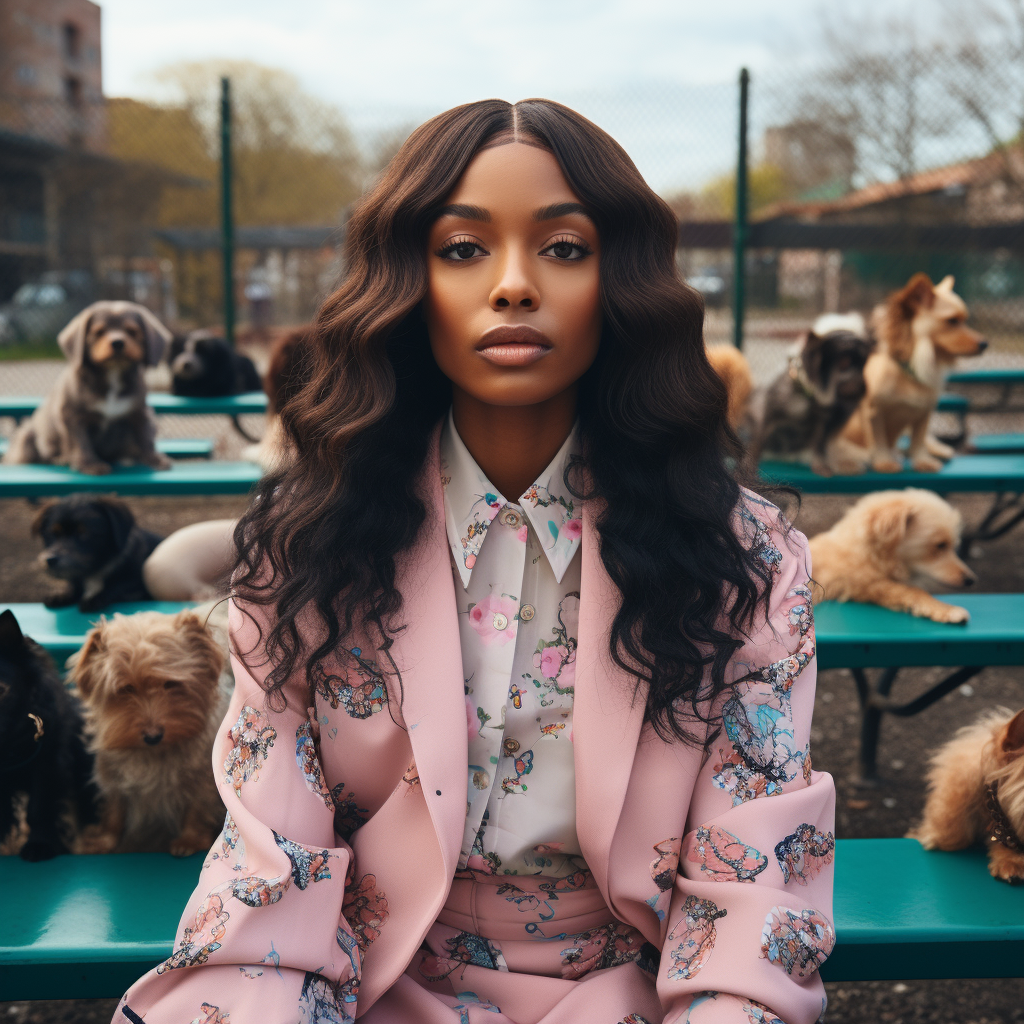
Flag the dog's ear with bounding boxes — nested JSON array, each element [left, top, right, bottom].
[[129, 305, 172, 367], [0, 609, 26, 654], [801, 332, 827, 388], [98, 497, 136, 550], [174, 609, 226, 678], [30, 501, 57, 539], [868, 501, 914, 549], [1002, 709, 1024, 753], [57, 305, 98, 366], [67, 622, 106, 698], [936, 275, 955, 293], [898, 273, 935, 316]]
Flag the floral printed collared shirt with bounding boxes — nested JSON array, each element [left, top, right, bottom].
[[441, 409, 586, 879]]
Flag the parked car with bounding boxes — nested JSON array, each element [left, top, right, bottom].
[[0, 271, 95, 345]]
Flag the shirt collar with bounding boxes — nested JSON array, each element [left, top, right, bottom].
[[440, 408, 583, 590]]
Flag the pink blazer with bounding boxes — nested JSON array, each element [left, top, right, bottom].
[[118, 433, 835, 1024]]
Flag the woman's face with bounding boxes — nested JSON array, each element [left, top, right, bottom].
[[424, 142, 602, 409]]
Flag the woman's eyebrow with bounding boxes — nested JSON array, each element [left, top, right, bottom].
[[534, 202, 591, 222], [436, 204, 491, 222]]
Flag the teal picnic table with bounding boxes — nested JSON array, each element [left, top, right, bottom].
[[815, 593, 1024, 782], [2, 839, 1022, 998], [0, 391, 268, 422]]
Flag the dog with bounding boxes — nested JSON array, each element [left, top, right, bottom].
[[755, 315, 875, 475], [705, 345, 754, 435], [842, 274, 987, 472], [909, 708, 1024, 883], [143, 519, 239, 601], [808, 488, 976, 623], [4, 301, 172, 475], [168, 329, 263, 398], [0, 609, 97, 860], [67, 607, 229, 856], [241, 324, 316, 472], [32, 494, 163, 611]]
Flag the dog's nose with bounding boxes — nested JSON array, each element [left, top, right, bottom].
[[976, 339, 988, 352], [142, 729, 164, 746], [45, 554, 59, 568], [963, 572, 977, 586], [110, 338, 125, 352]]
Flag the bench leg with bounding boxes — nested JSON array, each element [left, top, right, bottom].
[[960, 492, 1024, 556]]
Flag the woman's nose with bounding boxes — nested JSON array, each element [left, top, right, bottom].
[[489, 251, 540, 311]]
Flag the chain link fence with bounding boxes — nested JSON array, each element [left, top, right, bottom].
[[2, 28, 1023, 392]]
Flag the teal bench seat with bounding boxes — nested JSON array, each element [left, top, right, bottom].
[[0, 437, 213, 460], [936, 393, 968, 413], [0, 392, 268, 421], [1, 839, 1021, 998], [758, 454, 1024, 494], [0, 460, 261, 497], [946, 368, 1024, 385], [969, 432, 1024, 454]]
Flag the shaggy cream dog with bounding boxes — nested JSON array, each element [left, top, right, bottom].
[[808, 488, 976, 623]]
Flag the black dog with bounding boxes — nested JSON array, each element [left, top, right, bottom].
[[755, 327, 875, 475], [168, 330, 263, 398], [0, 609, 97, 860], [32, 495, 163, 611]]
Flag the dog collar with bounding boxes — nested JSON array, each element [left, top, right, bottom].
[[985, 781, 1024, 854], [0, 713, 45, 773], [787, 356, 819, 401], [896, 357, 925, 386]]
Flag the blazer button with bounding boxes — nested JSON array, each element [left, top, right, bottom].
[[502, 737, 520, 755], [492, 612, 509, 630], [520, 604, 535, 621]]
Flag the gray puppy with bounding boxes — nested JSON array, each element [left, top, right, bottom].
[[755, 320, 874, 476], [4, 301, 172, 475]]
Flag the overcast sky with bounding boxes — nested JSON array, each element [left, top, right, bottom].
[[97, 0, 949, 193]]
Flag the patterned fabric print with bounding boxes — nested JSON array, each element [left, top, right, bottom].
[[157, 893, 230, 973], [666, 896, 727, 981], [523, 593, 579, 705], [272, 831, 332, 889], [519, 482, 582, 580], [738, 498, 783, 576], [500, 748, 534, 794], [784, 585, 813, 638], [760, 906, 835, 978], [312, 649, 388, 720], [296, 722, 334, 809], [686, 825, 768, 883], [559, 922, 647, 980], [190, 1004, 229, 1024], [222, 874, 289, 909], [298, 971, 352, 1024], [333, 927, 361, 1023], [418, 930, 508, 981], [452, 992, 503, 1024], [205, 812, 246, 871], [223, 706, 277, 797], [330, 783, 369, 842], [644, 838, 681, 921], [680, 993, 721, 1021], [743, 1000, 785, 1024], [342, 873, 389, 953], [775, 823, 835, 885], [620, 1015, 655, 1024]]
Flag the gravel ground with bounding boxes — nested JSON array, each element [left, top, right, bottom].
[[1, 358, 1022, 1021]]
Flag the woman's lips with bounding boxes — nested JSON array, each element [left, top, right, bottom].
[[476, 325, 552, 367]]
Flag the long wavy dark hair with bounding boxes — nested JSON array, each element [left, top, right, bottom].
[[232, 98, 777, 743]]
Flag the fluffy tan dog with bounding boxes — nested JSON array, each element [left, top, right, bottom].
[[909, 708, 1024, 883], [808, 488, 976, 623], [706, 344, 754, 433], [67, 608, 229, 856], [842, 273, 987, 473], [142, 519, 238, 601]]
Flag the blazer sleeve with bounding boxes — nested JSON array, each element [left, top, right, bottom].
[[114, 596, 361, 1024], [658, 516, 836, 1024]]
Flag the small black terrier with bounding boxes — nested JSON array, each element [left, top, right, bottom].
[[32, 494, 163, 611], [755, 324, 875, 475], [0, 609, 97, 860], [168, 329, 263, 398]]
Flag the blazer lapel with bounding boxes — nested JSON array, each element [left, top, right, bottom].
[[574, 501, 646, 905], [385, 425, 468, 880]]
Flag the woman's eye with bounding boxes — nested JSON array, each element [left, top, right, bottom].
[[542, 239, 592, 261], [439, 240, 486, 261]]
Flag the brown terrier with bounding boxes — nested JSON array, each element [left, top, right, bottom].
[[842, 273, 987, 473], [67, 608, 229, 856], [909, 708, 1024, 884], [808, 488, 976, 624]]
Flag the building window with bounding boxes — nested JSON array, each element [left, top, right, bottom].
[[64, 75, 82, 107], [63, 22, 81, 59]]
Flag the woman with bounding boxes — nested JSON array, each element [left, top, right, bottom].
[[119, 99, 834, 1024]]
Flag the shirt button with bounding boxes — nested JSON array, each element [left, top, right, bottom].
[[520, 604, 536, 621], [503, 738, 520, 755], [492, 612, 509, 631], [500, 507, 523, 530]]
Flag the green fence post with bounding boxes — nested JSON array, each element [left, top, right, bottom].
[[220, 76, 235, 347], [732, 67, 749, 350]]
